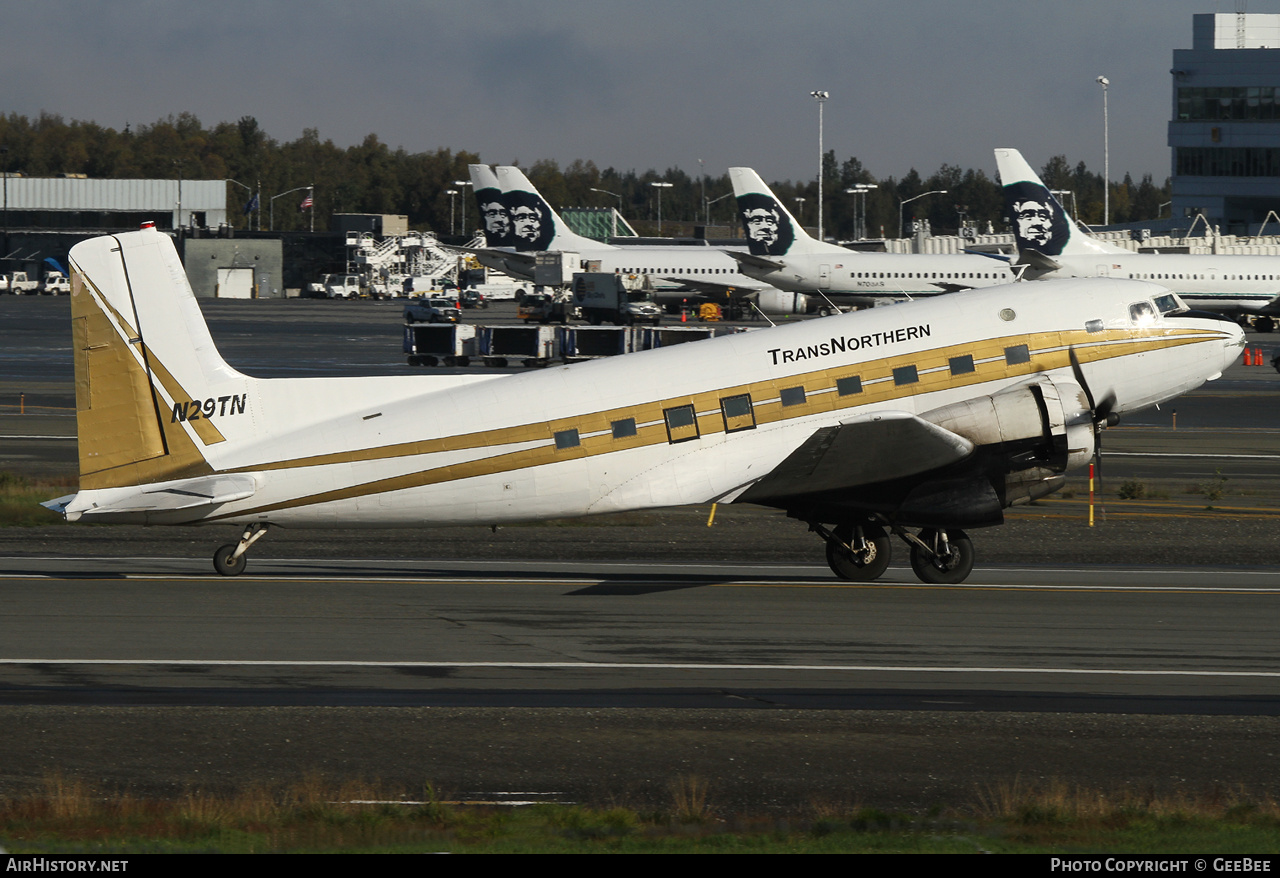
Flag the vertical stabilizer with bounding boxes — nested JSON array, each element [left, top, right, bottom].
[[493, 166, 606, 252], [68, 227, 249, 489], [994, 148, 1129, 258], [469, 164, 511, 247], [729, 167, 847, 257]]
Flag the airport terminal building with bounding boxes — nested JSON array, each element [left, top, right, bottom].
[[1170, 13, 1280, 233]]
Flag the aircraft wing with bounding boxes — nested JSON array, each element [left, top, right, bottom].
[[1259, 293, 1280, 316], [735, 411, 974, 504], [931, 281, 974, 294], [452, 245, 537, 279], [657, 276, 764, 297], [724, 250, 787, 272]]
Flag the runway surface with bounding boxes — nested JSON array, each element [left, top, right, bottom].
[[4, 557, 1280, 710], [4, 557, 1280, 811]]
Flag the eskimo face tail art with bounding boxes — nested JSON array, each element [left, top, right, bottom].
[[994, 148, 1130, 259], [471, 164, 513, 248], [490, 165, 599, 253]]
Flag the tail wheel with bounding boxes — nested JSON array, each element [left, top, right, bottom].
[[826, 523, 891, 581], [213, 544, 247, 577], [909, 528, 974, 584]]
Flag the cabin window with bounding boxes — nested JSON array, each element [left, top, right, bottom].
[[611, 418, 637, 439], [1004, 344, 1030, 365], [837, 375, 863, 396], [893, 365, 918, 385], [780, 386, 807, 407], [1085, 319, 1104, 334], [554, 429, 580, 449], [720, 394, 756, 432], [949, 354, 975, 375], [664, 404, 699, 443]]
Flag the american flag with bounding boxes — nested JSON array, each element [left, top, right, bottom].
[[299, 192, 314, 210]]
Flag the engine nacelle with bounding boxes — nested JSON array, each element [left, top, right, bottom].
[[754, 289, 811, 315], [921, 377, 1095, 475]]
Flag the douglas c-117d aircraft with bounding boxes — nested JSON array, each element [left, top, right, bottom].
[[46, 226, 1242, 582]]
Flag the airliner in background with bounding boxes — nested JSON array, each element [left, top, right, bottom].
[[468, 164, 811, 315], [996, 147, 1280, 330], [725, 167, 1018, 309]]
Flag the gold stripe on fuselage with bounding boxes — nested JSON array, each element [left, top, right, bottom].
[[207, 325, 1228, 520]]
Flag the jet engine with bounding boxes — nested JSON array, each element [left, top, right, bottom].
[[754, 289, 811, 315]]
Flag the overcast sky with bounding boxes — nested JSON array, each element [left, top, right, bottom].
[[0, 1, 1264, 185]]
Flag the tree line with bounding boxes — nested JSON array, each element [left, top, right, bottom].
[[0, 112, 1170, 238]]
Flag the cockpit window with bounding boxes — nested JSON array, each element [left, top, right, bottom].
[[1153, 293, 1186, 315], [1129, 301, 1157, 326]]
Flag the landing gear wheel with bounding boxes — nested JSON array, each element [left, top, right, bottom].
[[909, 528, 974, 584], [826, 523, 891, 581], [213, 544, 247, 577]]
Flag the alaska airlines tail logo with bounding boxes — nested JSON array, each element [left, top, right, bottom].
[[1004, 181, 1071, 257], [736, 193, 796, 256], [476, 187, 555, 251]]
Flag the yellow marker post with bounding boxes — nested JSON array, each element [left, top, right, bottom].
[[706, 503, 717, 527], [1088, 462, 1095, 528]]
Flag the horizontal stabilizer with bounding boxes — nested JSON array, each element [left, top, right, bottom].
[[59, 473, 259, 521], [1016, 249, 1064, 273]]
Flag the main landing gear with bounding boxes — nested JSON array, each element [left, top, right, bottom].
[[213, 523, 268, 576], [815, 520, 975, 585]]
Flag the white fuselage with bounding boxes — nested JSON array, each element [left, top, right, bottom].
[[67, 278, 1242, 529], [739, 250, 1019, 301], [480, 242, 760, 291], [1042, 252, 1280, 317]]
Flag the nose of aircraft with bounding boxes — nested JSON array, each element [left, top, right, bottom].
[[1214, 320, 1247, 377]]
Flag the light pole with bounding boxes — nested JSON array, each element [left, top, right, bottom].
[[810, 90, 828, 241], [793, 197, 806, 226], [172, 160, 184, 231], [1051, 189, 1078, 221], [453, 180, 473, 234], [698, 158, 706, 226], [650, 181, 672, 233], [227, 179, 256, 231], [845, 183, 877, 241], [445, 189, 458, 235], [590, 187, 622, 238], [899, 189, 948, 240], [2, 146, 8, 255], [706, 192, 733, 230], [270, 184, 313, 231], [1097, 75, 1110, 226]]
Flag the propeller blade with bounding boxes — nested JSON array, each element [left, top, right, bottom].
[[1069, 346, 1098, 414], [1069, 346, 1119, 427]]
